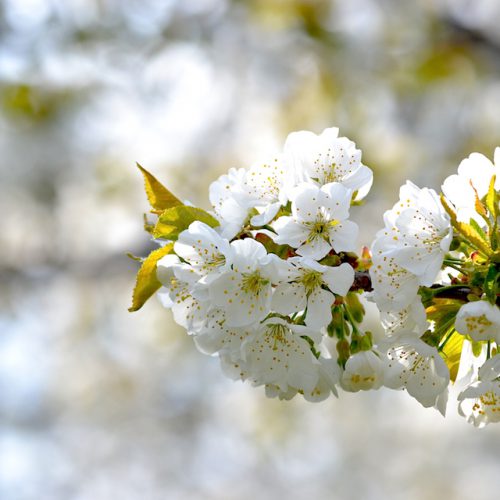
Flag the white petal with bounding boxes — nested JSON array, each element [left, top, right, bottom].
[[322, 263, 355, 296], [305, 288, 334, 329], [296, 237, 332, 260], [272, 282, 306, 315], [328, 220, 358, 252]]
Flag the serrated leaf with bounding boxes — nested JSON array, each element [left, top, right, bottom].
[[153, 205, 219, 240], [469, 218, 488, 242], [129, 244, 174, 312], [485, 175, 498, 218], [137, 163, 182, 211], [471, 183, 488, 218], [440, 194, 492, 256], [440, 331, 464, 383]]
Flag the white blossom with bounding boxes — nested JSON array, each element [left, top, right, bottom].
[[156, 255, 210, 333], [244, 155, 290, 226], [192, 309, 249, 361], [370, 236, 421, 313], [341, 350, 385, 392], [273, 182, 358, 259], [455, 300, 500, 343], [265, 357, 341, 402], [208, 238, 289, 327], [174, 221, 233, 283], [379, 301, 428, 338], [284, 127, 373, 200], [384, 337, 450, 414], [457, 356, 500, 427], [209, 167, 254, 239], [272, 258, 354, 329], [442, 148, 500, 223], [376, 181, 453, 286], [221, 317, 323, 394]]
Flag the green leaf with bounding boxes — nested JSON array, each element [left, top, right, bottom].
[[137, 163, 182, 211], [153, 205, 219, 240], [440, 194, 492, 256], [484, 264, 499, 304], [440, 331, 464, 383], [469, 218, 488, 242], [472, 186, 488, 219], [129, 244, 174, 312]]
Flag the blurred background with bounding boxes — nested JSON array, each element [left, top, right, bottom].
[[1, 1, 500, 499]]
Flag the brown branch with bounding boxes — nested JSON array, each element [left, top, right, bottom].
[[351, 271, 373, 292], [351, 272, 472, 301], [429, 285, 471, 302]]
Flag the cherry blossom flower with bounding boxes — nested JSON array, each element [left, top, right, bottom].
[[458, 356, 500, 428], [272, 258, 354, 329], [244, 155, 290, 226], [273, 182, 358, 259], [284, 127, 373, 200], [219, 317, 323, 396], [209, 167, 255, 239], [376, 181, 453, 287], [156, 254, 210, 333], [208, 238, 289, 327], [455, 300, 500, 343], [442, 148, 500, 223], [174, 221, 233, 282], [384, 337, 450, 415], [341, 350, 386, 392]]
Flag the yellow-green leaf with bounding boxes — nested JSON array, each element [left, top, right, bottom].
[[137, 163, 182, 211], [472, 184, 488, 218], [440, 331, 464, 383], [485, 175, 498, 219], [153, 205, 219, 240], [440, 194, 492, 256], [129, 244, 174, 312]]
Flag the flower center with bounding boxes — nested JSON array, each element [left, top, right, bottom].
[[323, 163, 339, 184], [207, 253, 226, 269], [299, 270, 323, 295], [305, 216, 339, 242], [465, 314, 492, 335], [241, 271, 269, 295], [266, 323, 289, 350]]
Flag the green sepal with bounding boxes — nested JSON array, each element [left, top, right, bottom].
[[328, 307, 348, 339], [137, 163, 183, 212], [344, 292, 365, 323], [336, 339, 351, 368], [350, 331, 373, 354], [153, 205, 219, 240], [129, 243, 174, 312], [471, 341, 483, 357]]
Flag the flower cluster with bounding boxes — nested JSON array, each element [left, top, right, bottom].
[[130, 129, 500, 427], [369, 149, 500, 425], [152, 128, 371, 401]]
